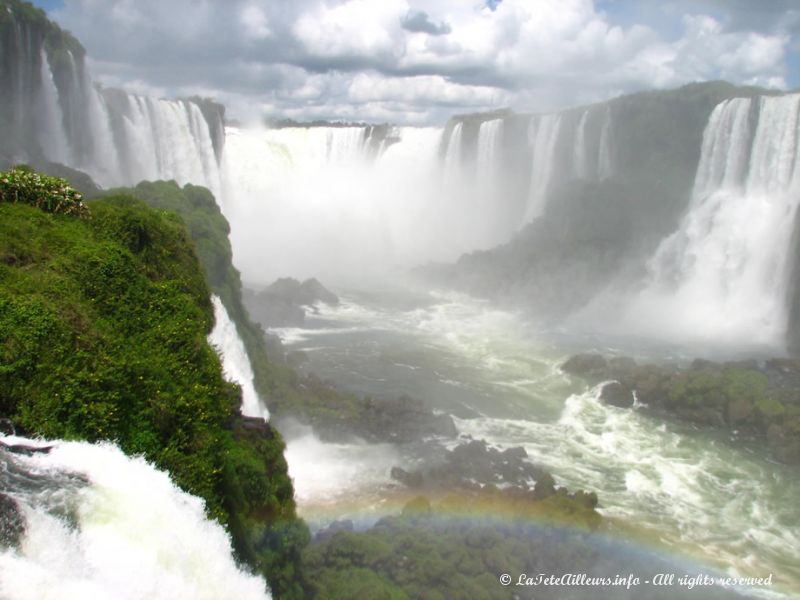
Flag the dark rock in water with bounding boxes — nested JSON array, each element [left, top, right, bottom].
[[561, 353, 608, 377], [573, 489, 599, 509], [502, 446, 528, 461], [243, 277, 339, 328], [391, 467, 423, 488], [0, 440, 53, 456], [297, 278, 339, 306], [358, 395, 458, 443], [244, 286, 306, 327], [563, 352, 800, 465], [392, 439, 546, 492], [599, 381, 634, 408], [0, 493, 25, 548], [533, 473, 556, 499], [261, 277, 339, 307]]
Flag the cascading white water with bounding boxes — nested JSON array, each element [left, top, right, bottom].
[[618, 93, 800, 348], [208, 295, 269, 420], [692, 98, 754, 194], [35, 49, 69, 165], [0, 437, 271, 600], [525, 113, 562, 221], [93, 94, 222, 194], [83, 77, 121, 187], [597, 107, 613, 180], [476, 118, 503, 185], [442, 122, 463, 186], [572, 109, 589, 180], [1, 8, 223, 195]]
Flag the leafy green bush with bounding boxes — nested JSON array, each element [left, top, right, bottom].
[[304, 502, 600, 600], [0, 167, 90, 217]]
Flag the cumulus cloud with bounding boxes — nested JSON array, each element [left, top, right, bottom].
[[49, 0, 793, 123], [401, 11, 452, 35]]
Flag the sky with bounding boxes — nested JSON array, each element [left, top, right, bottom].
[[31, 0, 800, 124]]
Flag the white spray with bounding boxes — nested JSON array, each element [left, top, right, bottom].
[[0, 438, 271, 600]]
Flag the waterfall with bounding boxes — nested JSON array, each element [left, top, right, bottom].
[[692, 98, 754, 194], [476, 118, 503, 185], [525, 113, 562, 221], [208, 295, 269, 420], [83, 77, 121, 187], [442, 122, 463, 185], [0, 2, 223, 195], [572, 109, 589, 180], [621, 93, 800, 347], [597, 107, 613, 180], [0, 437, 271, 599], [325, 127, 370, 165], [81, 93, 223, 194], [35, 49, 69, 165]]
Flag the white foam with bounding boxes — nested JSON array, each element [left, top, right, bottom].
[[0, 438, 270, 600], [283, 427, 399, 510]]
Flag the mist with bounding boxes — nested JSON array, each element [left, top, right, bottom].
[[219, 122, 527, 289]]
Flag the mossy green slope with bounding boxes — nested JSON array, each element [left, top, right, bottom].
[[111, 180, 366, 432], [0, 172, 305, 598]]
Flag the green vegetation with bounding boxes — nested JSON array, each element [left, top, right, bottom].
[[0, 0, 85, 65], [0, 166, 89, 217], [562, 354, 800, 464], [0, 171, 304, 599], [108, 180, 367, 432], [303, 497, 598, 600]]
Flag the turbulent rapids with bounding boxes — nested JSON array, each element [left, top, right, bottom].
[[0, 437, 271, 600], [269, 291, 800, 596]]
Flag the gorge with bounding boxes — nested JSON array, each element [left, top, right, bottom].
[[1, 1, 799, 599]]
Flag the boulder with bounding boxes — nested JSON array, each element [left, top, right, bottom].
[[599, 381, 634, 408], [390, 467, 423, 488], [359, 395, 458, 443], [561, 353, 608, 377], [243, 277, 339, 327], [0, 494, 25, 548]]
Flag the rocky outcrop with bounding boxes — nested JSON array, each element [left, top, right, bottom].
[[275, 382, 458, 445], [562, 353, 800, 465], [390, 438, 599, 511], [244, 277, 339, 327], [357, 395, 457, 443]]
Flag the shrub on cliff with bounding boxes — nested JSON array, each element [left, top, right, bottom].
[[0, 167, 89, 217]]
